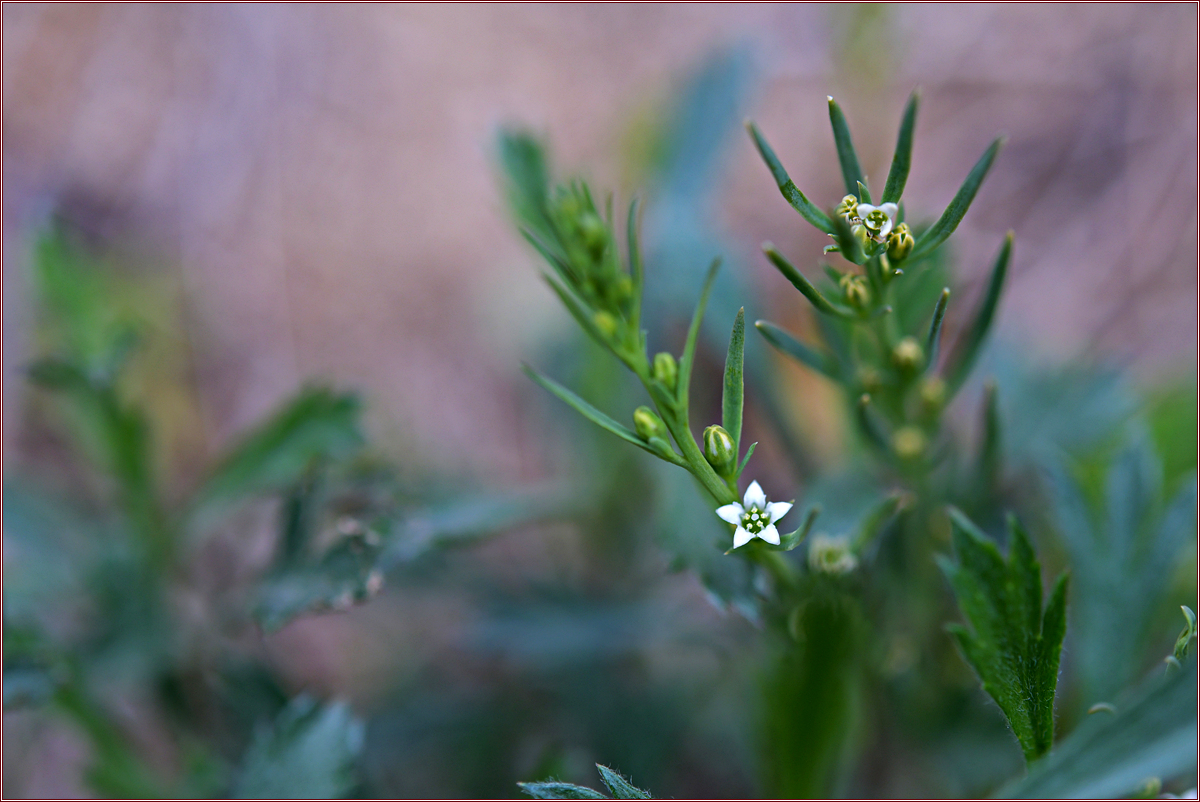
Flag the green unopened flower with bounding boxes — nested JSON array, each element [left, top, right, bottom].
[[578, 212, 608, 256], [840, 274, 871, 309], [892, 337, 924, 372], [808, 533, 858, 574], [919, 377, 946, 412], [653, 351, 678, 391], [835, 194, 859, 219], [633, 406, 667, 441], [886, 222, 914, 261], [892, 426, 927, 460], [703, 425, 737, 477], [593, 311, 619, 338], [715, 481, 793, 549]]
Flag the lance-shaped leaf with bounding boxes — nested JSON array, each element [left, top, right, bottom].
[[827, 96, 867, 200], [677, 259, 721, 410], [925, 288, 950, 369], [745, 121, 834, 234], [523, 366, 685, 466], [945, 233, 1013, 393], [755, 320, 842, 381], [762, 244, 854, 317], [882, 90, 920, 204], [855, 394, 892, 456], [999, 661, 1197, 799], [761, 505, 820, 552], [910, 136, 1004, 261], [498, 131, 552, 238], [939, 508, 1068, 764], [626, 198, 644, 329], [850, 492, 911, 552], [722, 308, 745, 453], [975, 381, 1002, 489]]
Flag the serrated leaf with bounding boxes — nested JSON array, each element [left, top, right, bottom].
[[596, 765, 652, 799], [999, 661, 1197, 798], [254, 534, 384, 633], [945, 233, 1012, 394], [234, 696, 364, 799], [882, 90, 919, 203], [941, 508, 1068, 764], [755, 320, 842, 381], [827, 96, 867, 200], [523, 365, 683, 466], [910, 136, 1004, 261], [518, 781, 609, 800], [194, 388, 364, 519], [745, 121, 835, 234], [722, 308, 745, 453]]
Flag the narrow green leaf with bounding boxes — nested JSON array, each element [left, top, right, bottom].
[[827, 96, 867, 200], [829, 209, 868, 266], [946, 232, 1013, 392], [1000, 661, 1197, 799], [910, 136, 1004, 260], [925, 288, 950, 369], [850, 493, 911, 552], [234, 696, 364, 799], [518, 782, 608, 800], [773, 505, 820, 551], [745, 121, 835, 234], [882, 90, 920, 203], [542, 274, 611, 351], [523, 366, 684, 466], [596, 765, 652, 799], [722, 308, 745, 453], [678, 259, 721, 409], [498, 131, 552, 236], [626, 198, 644, 329], [755, 320, 841, 381], [521, 227, 578, 288], [735, 441, 758, 477], [942, 508, 1068, 764], [855, 394, 891, 455], [762, 244, 854, 317], [977, 381, 1002, 487]]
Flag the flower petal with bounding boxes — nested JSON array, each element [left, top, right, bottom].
[[743, 481, 767, 510], [765, 501, 793, 524], [857, 203, 878, 217], [879, 218, 894, 238], [732, 526, 753, 549], [759, 524, 781, 545], [715, 503, 744, 525], [880, 202, 898, 219]]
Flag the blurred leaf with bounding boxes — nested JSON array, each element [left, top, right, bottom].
[[999, 661, 1197, 799], [1146, 382, 1199, 492], [925, 287, 950, 368], [194, 387, 364, 520], [881, 90, 919, 204], [722, 308, 745, 453], [254, 534, 383, 633], [755, 320, 842, 381], [1047, 438, 1197, 702], [499, 131, 552, 237], [939, 509, 1068, 763], [762, 244, 854, 317], [1174, 606, 1197, 661], [910, 137, 1004, 261], [596, 765, 653, 799], [678, 259, 721, 410], [235, 696, 364, 799], [945, 233, 1012, 394]]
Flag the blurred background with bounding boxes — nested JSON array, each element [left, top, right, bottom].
[[3, 4, 1196, 798]]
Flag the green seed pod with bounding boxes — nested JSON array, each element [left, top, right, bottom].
[[633, 406, 667, 441], [593, 311, 619, 338], [887, 222, 915, 261], [702, 424, 738, 477], [892, 337, 925, 373], [892, 426, 927, 461], [653, 351, 678, 391]]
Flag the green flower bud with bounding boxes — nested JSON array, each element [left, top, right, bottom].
[[857, 367, 883, 393], [886, 222, 914, 261], [840, 274, 871, 309], [653, 351, 678, 391], [851, 223, 874, 252], [593, 311, 619, 338], [919, 377, 946, 413], [808, 533, 858, 575], [892, 426, 927, 461], [892, 337, 925, 373], [702, 424, 737, 477], [614, 274, 635, 300], [835, 194, 859, 219], [578, 212, 607, 256], [633, 406, 667, 441]]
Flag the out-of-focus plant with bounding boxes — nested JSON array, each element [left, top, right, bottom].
[[505, 89, 1197, 799]]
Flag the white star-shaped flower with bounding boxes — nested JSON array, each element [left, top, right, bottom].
[[855, 202, 898, 240], [715, 481, 793, 549]]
